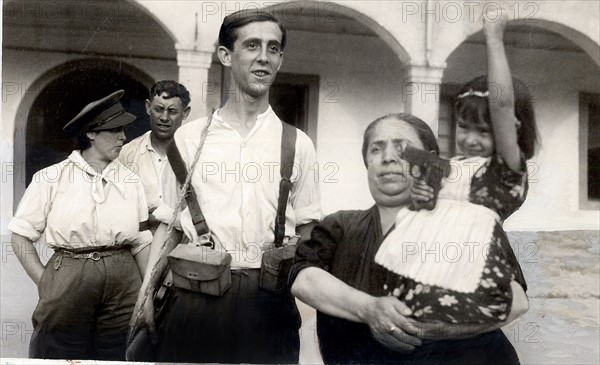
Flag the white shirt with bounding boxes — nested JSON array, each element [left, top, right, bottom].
[[119, 131, 167, 209], [163, 106, 321, 268], [8, 151, 152, 254]]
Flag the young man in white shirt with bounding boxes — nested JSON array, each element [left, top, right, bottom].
[[134, 10, 321, 364], [119, 81, 191, 232]]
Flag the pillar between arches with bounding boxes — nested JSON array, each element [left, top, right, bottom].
[[403, 63, 446, 137], [176, 44, 215, 120]]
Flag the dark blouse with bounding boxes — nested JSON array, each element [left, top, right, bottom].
[[289, 206, 520, 365], [291, 206, 388, 297]]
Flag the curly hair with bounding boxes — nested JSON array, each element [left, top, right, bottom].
[[149, 80, 191, 108]]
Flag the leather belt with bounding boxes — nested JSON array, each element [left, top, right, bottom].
[[53, 245, 130, 269]]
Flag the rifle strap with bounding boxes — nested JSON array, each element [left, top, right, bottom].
[[166, 116, 212, 236], [128, 117, 212, 345], [274, 122, 297, 247]]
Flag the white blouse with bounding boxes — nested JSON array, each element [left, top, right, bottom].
[[8, 151, 152, 254]]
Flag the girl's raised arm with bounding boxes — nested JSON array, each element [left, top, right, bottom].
[[484, 10, 522, 170]]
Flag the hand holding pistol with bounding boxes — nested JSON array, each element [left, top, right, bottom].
[[401, 146, 451, 211]]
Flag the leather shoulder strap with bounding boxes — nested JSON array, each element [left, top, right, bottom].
[[166, 139, 209, 236], [274, 122, 297, 246]]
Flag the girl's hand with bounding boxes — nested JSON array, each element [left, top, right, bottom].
[[411, 180, 435, 204], [482, 7, 509, 39]]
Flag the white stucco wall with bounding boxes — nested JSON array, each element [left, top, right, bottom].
[[4, 0, 598, 243], [1, 0, 599, 362], [431, 0, 600, 67], [281, 29, 406, 215], [1, 49, 178, 239], [444, 42, 600, 230]]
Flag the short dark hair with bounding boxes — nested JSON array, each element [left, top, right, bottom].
[[219, 10, 287, 51], [362, 113, 439, 167], [149, 80, 191, 108], [76, 132, 92, 151], [455, 75, 538, 159]]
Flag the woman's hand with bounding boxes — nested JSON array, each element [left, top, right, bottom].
[[293, 268, 424, 351], [370, 326, 418, 353], [362, 296, 423, 352], [11, 233, 45, 286]]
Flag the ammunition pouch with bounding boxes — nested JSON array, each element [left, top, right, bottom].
[[168, 244, 232, 296], [259, 243, 297, 293]]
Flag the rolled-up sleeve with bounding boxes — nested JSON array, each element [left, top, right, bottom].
[[288, 213, 344, 286], [290, 131, 321, 225], [132, 230, 153, 255], [7, 172, 53, 241]]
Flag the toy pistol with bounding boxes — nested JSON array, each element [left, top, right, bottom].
[[401, 146, 451, 211]]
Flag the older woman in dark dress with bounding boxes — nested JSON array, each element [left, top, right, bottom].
[[290, 113, 529, 365]]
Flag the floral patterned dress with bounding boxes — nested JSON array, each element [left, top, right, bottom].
[[375, 155, 528, 324]]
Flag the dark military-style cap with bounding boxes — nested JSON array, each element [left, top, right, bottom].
[[63, 90, 136, 136]]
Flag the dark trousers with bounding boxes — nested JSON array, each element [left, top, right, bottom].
[[30, 251, 141, 360], [156, 269, 301, 364]]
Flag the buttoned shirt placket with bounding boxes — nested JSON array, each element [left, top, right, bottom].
[[143, 138, 168, 205]]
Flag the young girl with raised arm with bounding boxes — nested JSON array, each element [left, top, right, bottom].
[[375, 11, 538, 324]]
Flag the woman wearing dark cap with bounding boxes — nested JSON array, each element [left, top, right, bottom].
[[8, 90, 152, 360]]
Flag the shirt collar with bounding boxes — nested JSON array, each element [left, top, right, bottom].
[[139, 131, 154, 155], [212, 105, 274, 134], [68, 150, 127, 201]]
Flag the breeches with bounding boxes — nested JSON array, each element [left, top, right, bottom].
[[30, 250, 141, 360], [156, 269, 301, 364]]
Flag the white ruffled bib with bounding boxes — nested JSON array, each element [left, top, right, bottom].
[[375, 156, 499, 293]]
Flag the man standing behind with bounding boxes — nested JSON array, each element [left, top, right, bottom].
[[135, 10, 321, 364], [119, 81, 191, 232]]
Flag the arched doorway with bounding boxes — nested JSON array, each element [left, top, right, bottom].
[[441, 20, 600, 220], [24, 59, 154, 186], [7, 0, 178, 211], [2, 1, 178, 358]]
